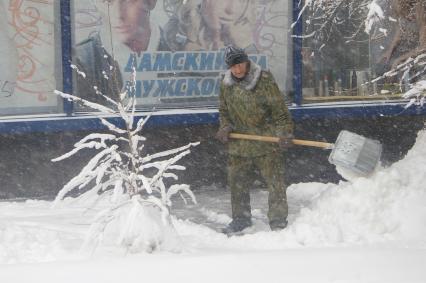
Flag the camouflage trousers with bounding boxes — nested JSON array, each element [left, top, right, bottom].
[[227, 152, 288, 226]]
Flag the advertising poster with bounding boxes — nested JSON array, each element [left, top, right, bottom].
[[73, 0, 292, 109], [0, 0, 56, 115]]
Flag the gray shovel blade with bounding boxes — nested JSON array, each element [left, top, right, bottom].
[[328, 130, 382, 176]]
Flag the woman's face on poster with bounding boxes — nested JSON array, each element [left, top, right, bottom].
[[200, 0, 254, 49], [201, 0, 249, 29], [109, 0, 156, 44]]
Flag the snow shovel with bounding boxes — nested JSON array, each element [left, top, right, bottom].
[[229, 130, 382, 176]]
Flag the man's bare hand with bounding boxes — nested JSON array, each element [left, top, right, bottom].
[[278, 133, 294, 149]]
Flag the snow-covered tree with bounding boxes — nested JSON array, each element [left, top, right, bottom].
[[52, 69, 199, 253]]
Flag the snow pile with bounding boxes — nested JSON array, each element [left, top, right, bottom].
[[290, 130, 426, 245], [0, 222, 62, 264], [87, 199, 182, 254], [0, 200, 85, 264]]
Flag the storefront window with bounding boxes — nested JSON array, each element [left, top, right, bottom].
[[300, 0, 425, 104], [0, 0, 59, 115]]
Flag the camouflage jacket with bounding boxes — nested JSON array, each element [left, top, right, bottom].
[[219, 62, 294, 157]]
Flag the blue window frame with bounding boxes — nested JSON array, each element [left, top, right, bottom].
[[0, 0, 423, 135]]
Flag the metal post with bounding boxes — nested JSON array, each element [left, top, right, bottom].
[[292, 0, 303, 106], [60, 0, 73, 116]]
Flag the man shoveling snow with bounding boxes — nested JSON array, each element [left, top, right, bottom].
[[215, 46, 294, 234]]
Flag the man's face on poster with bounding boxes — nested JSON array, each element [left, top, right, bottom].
[[109, 0, 157, 45]]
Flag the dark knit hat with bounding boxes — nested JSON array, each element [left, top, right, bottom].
[[224, 46, 249, 67]]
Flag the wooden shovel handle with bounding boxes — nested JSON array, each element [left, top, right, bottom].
[[229, 133, 333, 149]]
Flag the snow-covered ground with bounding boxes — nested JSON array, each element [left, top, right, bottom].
[[1, 130, 426, 282]]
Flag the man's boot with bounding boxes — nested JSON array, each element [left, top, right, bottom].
[[222, 218, 252, 235], [269, 219, 288, 231]]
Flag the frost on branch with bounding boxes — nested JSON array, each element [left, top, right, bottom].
[[53, 89, 199, 253], [293, 0, 371, 44], [365, 0, 385, 34], [402, 80, 426, 109], [371, 52, 426, 101]]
